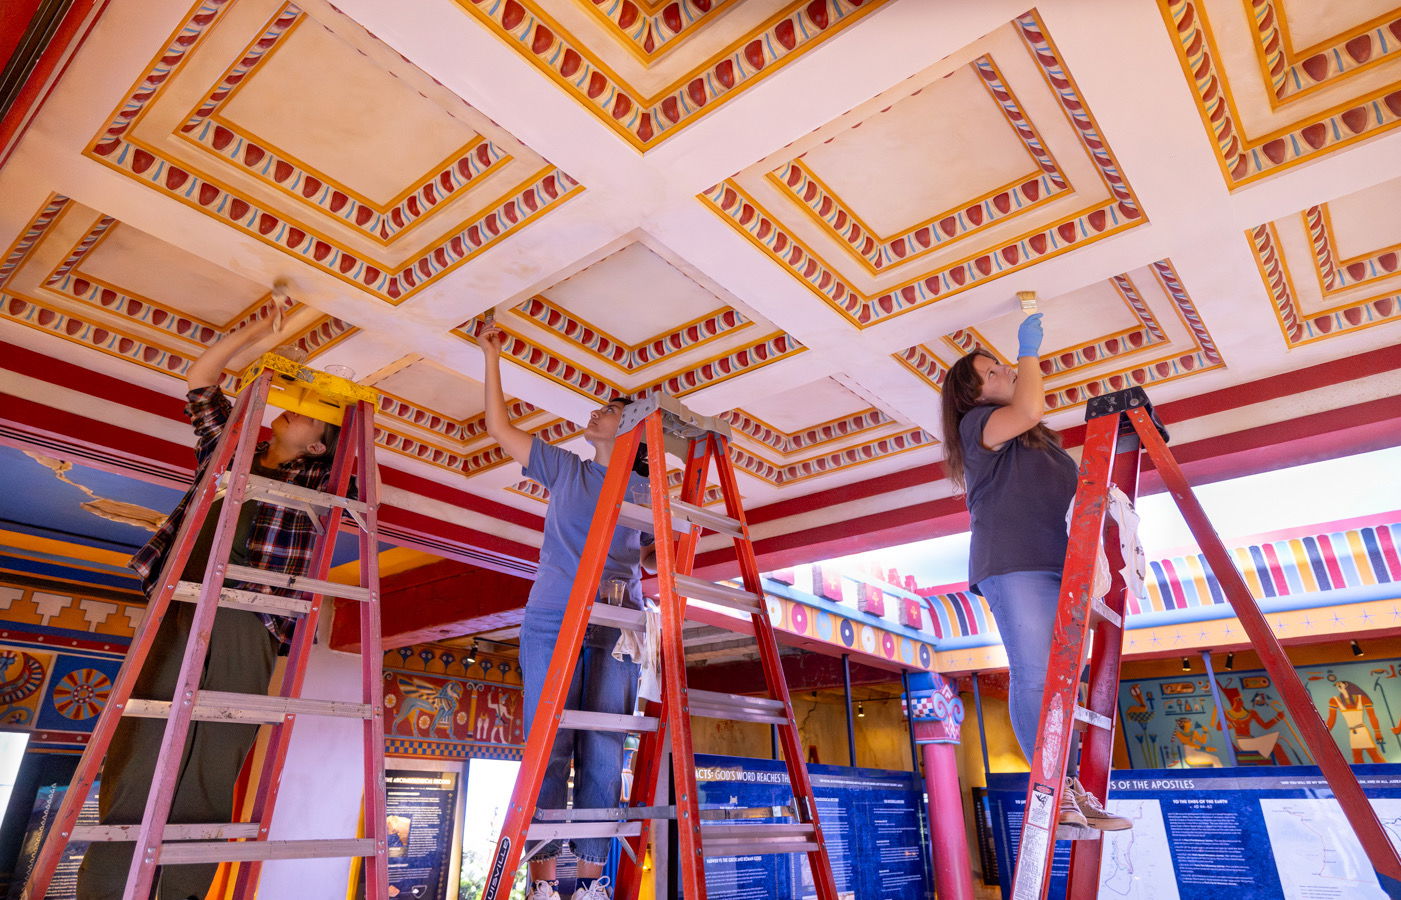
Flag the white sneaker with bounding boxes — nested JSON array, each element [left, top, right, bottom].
[[528, 882, 561, 900], [1069, 777, 1133, 831], [572, 876, 612, 899]]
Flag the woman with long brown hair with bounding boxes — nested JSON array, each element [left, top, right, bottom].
[[940, 312, 1129, 832]]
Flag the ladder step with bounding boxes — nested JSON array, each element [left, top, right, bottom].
[[671, 575, 763, 615], [532, 805, 794, 822], [229, 473, 369, 516], [155, 837, 375, 865], [668, 499, 744, 538], [124, 690, 375, 725], [702, 822, 818, 856], [558, 710, 660, 733], [173, 581, 311, 617], [589, 602, 646, 631], [71, 823, 260, 842], [687, 689, 789, 725], [526, 821, 643, 842], [1088, 597, 1122, 628], [225, 564, 372, 602], [618, 501, 693, 536], [1073, 704, 1114, 731]]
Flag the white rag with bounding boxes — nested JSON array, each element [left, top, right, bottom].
[[1066, 484, 1146, 601], [613, 604, 662, 702]]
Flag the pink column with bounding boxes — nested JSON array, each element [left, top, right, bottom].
[[924, 742, 975, 900], [905, 672, 974, 900]]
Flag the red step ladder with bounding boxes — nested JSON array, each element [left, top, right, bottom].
[[1010, 386, 1401, 900], [23, 354, 390, 900], [480, 392, 840, 900]]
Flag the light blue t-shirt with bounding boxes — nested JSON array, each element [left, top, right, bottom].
[[523, 437, 651, 615]]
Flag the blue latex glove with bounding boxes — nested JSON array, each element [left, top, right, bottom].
[[1016, 312, 1044, 358]]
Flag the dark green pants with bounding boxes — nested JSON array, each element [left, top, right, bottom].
[[76, 605, 277, 900]]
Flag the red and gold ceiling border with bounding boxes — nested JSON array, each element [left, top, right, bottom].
[[766, 54, 1070, 275], [721, 406, 890, 455], [896, 259, 1224, 411], [580, 0, 738, 62], [701, 11, 1145, 328], [513, 295, 751, 371], [0, 195, 355, 386], [84, 0, 582, 305], [454, 0, 891, 150], [729, 426, 934, 486], [1161, 0, 1401, 188], [377, 415, 582, 479], [175, 4, 513, 247], [1249, 222, 1401, 347], [376, 392, 537, 445], [1303, 204, 1401, 296], [453, 318, 806, 402], [1248, 2, 1401, 109], [509, 469, 728, 504]]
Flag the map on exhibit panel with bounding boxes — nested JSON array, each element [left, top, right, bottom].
[[1097, 799, 1180, 900], [1260, 797, 1401, 900]]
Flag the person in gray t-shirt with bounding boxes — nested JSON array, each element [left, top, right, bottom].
[[939, 312, 1131, 834], [479, 323, 653, 900]]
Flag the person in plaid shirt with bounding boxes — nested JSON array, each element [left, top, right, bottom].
[[79, 309, 341, 900]]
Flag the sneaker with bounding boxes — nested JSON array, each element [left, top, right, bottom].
[[1069, 777, 1132, 831], [1058, 783, 1087, 828], [572, 876, 612, 899], [528, 882, 561, 900]]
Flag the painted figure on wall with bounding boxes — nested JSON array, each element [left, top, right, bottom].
[[1170, 717, 1222, 768], [1324, 680, 1386, 763], [392, 676, 463, 738], [1216, 684, 1291, 765]]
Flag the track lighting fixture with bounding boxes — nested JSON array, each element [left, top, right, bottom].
[[1181, 657, 1192, 672]]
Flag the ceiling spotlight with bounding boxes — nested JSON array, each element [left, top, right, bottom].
[[857, 703, 866, 718], [1224, 652, 1235, 671], [466, 642, 479, 666], [1181, 657, 1192, 672], [1351, 640, 1364, 658]]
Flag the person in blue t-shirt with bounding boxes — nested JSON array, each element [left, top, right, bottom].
[[939, 312, 1130, 834], [479, 323, 651, 900]]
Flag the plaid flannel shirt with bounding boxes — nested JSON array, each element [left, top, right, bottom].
[[129, 386, 341, 645]]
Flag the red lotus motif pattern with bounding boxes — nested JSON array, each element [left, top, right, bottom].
[[514, 296, 750, 371], [457, 0, 892, 149], [1249, 1, 1401, 105], [1249, 222, 1401, 347], [85, 0, 583, 304], [1163, 0, 1401, 187]]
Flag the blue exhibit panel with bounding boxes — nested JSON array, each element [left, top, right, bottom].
[[694, 754, 927, 900], [986, 765, 1401, 900]]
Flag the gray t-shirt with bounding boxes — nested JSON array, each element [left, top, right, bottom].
[[960, 405, 1078, 595], [523, 437, 651, 616]]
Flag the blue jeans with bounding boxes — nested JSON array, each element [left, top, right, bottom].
[[520, 605, 640, 863], [980, 570, 1062, 765]]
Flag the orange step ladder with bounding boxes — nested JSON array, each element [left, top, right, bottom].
[[480, 392, 840, 900], [23, 354, 391, 900], [1009, 385, 1401, 900]]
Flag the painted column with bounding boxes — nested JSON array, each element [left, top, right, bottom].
[[904, 672, 974, 900], [259, 640, 368, 898]]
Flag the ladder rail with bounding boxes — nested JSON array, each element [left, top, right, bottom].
[[615, 433, 715, 898], [1065, 441, 1141, 897], [122, 375, 277, 900], [478, 427, 643, 900], [644, 414, 709, 897], [229, 398, 384, 898], [356, 399, 391, 896], [1008, 411, 1119, 900], [1129, 405, 1401, 884], [711, 431, 842, 900], [19, 378, 268, 900]]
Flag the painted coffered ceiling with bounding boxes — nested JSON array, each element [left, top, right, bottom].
[[2, 0, 1400, 573]]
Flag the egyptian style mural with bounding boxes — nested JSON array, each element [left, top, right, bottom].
[[1118, 657, 1401, 769], [382, 642, 526, 761]]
